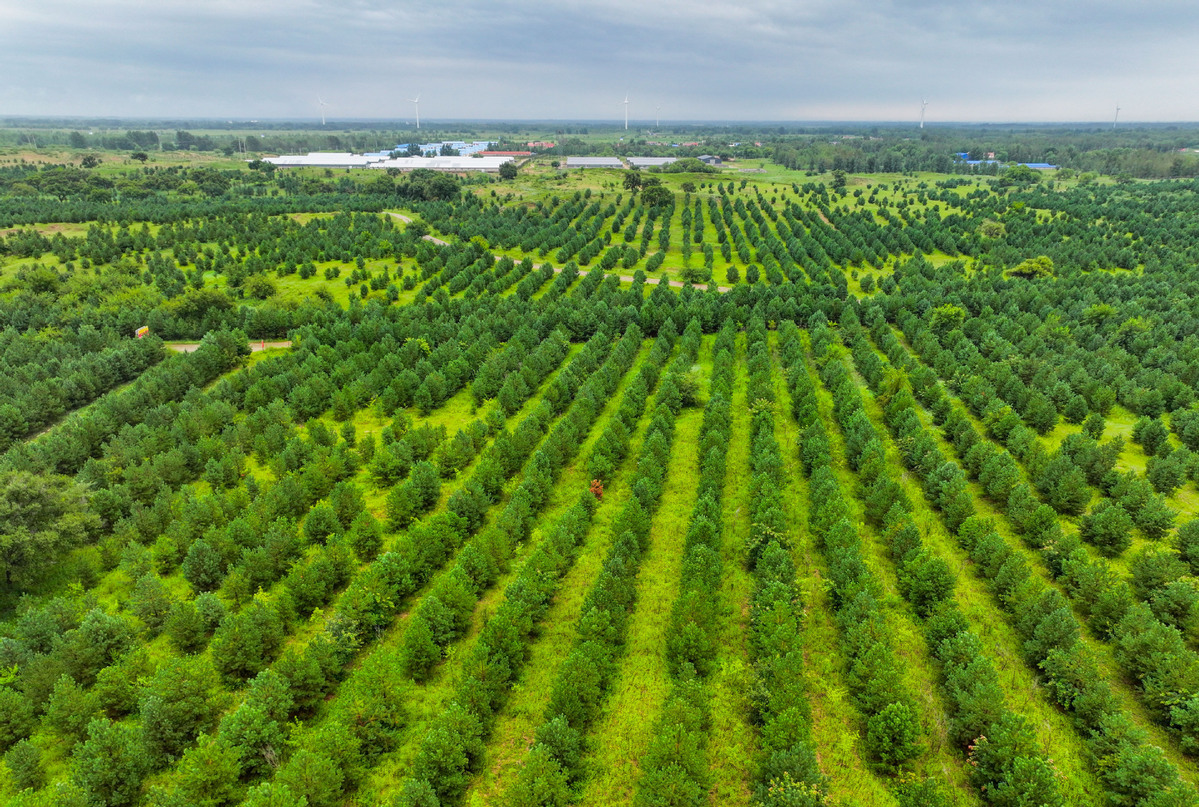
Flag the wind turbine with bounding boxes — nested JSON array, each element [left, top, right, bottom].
[[919, 98, 928, 129], [1113, 102, 1121, 129], [317, 96, 328, 126], [409, 94, 421, 130], [623, 93, 629, 131]]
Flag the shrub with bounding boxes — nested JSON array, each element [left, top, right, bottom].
[[1079, 500, 1134, 557]]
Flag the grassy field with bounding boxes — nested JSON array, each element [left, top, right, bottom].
[[880, 336, 1199, 783], [705, 333, 758, 806], [785, 334, 980, 806], [841, 360, 1108, 806], [576, 401, 704, 806], [780, 366, 901, 807], [462, 347, 659, 804]]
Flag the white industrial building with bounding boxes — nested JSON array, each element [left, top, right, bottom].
[[262, 153, 390, 168], [627, 157, 678, 167], [259, 152, 514, 172], [363, 141, 493, 158], [566, 157, 626, 169], [368, 156, 515, 172]]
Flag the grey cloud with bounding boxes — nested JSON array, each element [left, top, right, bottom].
[[0, 0, 1196, 121]]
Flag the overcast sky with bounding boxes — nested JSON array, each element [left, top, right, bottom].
[[3, 0, 1198, 123]]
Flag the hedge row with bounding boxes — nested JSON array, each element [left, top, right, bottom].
[[742, 315, 826, 807], [499, 318, 703, 805], [779, 320, 928, 780], [844, 312, 1198, 807], [633, 321, 737, 804], [814, 312, 1066, 807]]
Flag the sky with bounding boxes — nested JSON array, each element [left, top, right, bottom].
[[2, 0, 1198, 123]]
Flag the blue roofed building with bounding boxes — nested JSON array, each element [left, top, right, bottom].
[[952, 152, 1057, 169]]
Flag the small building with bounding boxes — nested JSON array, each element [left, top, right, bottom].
[[697, 155, 722, 166], [951, 152, 1058, 170]]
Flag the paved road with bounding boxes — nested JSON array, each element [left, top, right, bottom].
[[385, 212, 730, 292], [168, 340, 292, 353]]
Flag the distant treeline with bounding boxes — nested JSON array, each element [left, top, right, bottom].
[[0, 127, 523, 157], [771, 128, 1199, 179], [0, 165, 464, 228], [5, 121, 1199, 178], [538, 125, 1199, 179]]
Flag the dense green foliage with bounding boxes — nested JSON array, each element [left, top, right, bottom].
[[6, 137, 1199, 807]]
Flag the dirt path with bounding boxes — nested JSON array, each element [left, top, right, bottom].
[[167, 340, 292, 353], [29, 342, 288, 439], [385, 212, 449, 245], [570, 263, 728, 292]]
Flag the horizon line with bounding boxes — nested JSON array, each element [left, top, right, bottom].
[[2, 116, 1199, 128]]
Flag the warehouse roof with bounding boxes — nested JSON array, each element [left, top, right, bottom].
[[261, 152, 389, 167], [566, 156, 626, 168], [368, 156, 515, 172]]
